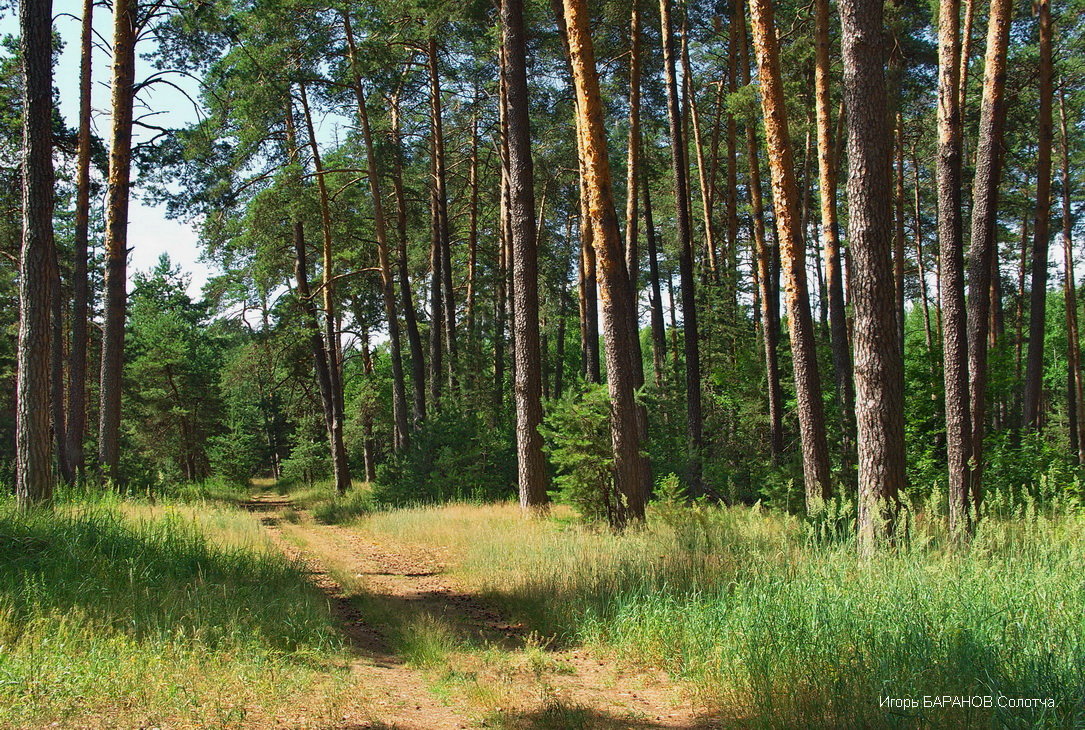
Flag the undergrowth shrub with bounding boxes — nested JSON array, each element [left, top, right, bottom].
[[372, 408, 515, 505], [541, 385, 614, 522]]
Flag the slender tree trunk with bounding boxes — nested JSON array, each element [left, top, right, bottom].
[[738, 5, 784, 461], [681, 29, 718, 282], [965, 0, 1012, 507], [501, 0, 549, 511], [1022, 0, 1054, 430], [390, 91, 427, 427], [748, 0, 832, 504], [98, 0, 137, 484], [466, 106, 480, 379], [839, 0, 907, 550], [344, 15, 410, 451], [814, 0, 856, 461], [50, 240, 70, 484], [913, 149, 935, 356], [579, 162, 601, 382], [625, 0, 642, 287], [725, 14, 741, 314], [894, 115, 906, 356], [66, 0, 93, 483], [935, 0, 972, 534], [429, 38, 458, 393], [285, 103, 336, 456], [16, 0, 56, 506], [1059, 91, 1085, 464], [644, 180, 667, 387], [429, 174, 444, 409], [299, 85, 352, 494], [494, 72, 509, 413], [359, 328, 378, 483], [661, 0, 703, 485], [560, 0, 648, 524]]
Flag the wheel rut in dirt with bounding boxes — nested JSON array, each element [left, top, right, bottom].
[[246, 493, 713, 729]]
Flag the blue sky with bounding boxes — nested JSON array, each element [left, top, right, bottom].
[[2, 1, 211, 297]]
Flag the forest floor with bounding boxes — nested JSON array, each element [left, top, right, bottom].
[[243, 492, 708, 729]]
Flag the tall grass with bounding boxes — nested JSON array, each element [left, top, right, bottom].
[[358, 501, 1085, 727], [0, 495, 348, 727]]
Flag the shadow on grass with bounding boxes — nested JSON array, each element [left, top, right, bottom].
[[0, 502, 338, 654]]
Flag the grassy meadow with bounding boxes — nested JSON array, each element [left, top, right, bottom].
[[349, 495, 1085, 728], [0, 489, 353, 728]]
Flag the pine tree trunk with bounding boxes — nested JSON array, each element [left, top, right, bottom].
[[50, 240, 70, 484], [390, 90, 427, 428], [560, 0, 648, 524], [738, 4, 784, 461], [681, 29, 718, 282], [935, 0, 972, 534], [429, 39, 458, 393], [16, 0, 56, 506], [66, 0, 93, 483], [359, 327, 378, 483], [660, 0, 704, 486], [1059, 92, 1085, 464], [501, 0, 549, 511], [748, 0, 832, 504], [839, 0, 907, 550], [98, 0, 137, 484], [1022, 0, 1054, 430], [965, 0, 1012, 506], [644, 180, 667, 387], [344, 15, 410, 451], [299, 85, 352, 494], [813, 0, 856, 462]]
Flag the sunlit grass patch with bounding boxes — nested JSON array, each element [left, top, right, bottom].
[[0, 497, 349, 727], [355, 501, 1085, 727]]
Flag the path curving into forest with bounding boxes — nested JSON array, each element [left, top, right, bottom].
[[244, 494, 711, 729]]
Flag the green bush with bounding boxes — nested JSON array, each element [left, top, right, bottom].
[[372, 408, 515, 505], [541, 384, 615, 522]]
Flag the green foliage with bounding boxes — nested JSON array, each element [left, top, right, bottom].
[[372, 409, 516, 506], [541, 385, 614, 522], [280, 430, 332, 489], [0, 496, 342, 725], [311, 487, 374, 524]]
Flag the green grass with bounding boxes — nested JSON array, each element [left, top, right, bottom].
[[276, 479, 374, 524], [357, 501, 1085, 728], [0, 495, 350, 728]]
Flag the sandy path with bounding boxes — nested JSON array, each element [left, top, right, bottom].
[[245, 494, 710, 729]]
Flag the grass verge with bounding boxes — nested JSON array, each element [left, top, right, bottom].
[[354, 501, 1085, 727], [0, 495, 351, 728]]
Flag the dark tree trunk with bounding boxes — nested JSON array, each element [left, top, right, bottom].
[[660, 0, 703, 486], [643, 179, 667, 387], [390, 92, 427, 427], [935, 0, 972, 534], [1022, 0, 1054, 431], [501, 0, 549, 511], [66, 0, 94, 483], [1059, 92, 1085, 464], [17, 0, 56, 506], [344, 14, 410, 450], [299, 84, 352, 495], [429, 39, 458, 393], [839, 0, 907, 550], [965, 0, 1012, 508], [98, 0, 137, 484]]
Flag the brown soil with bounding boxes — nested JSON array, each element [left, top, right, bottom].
[[244, 495, 715, 729]]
